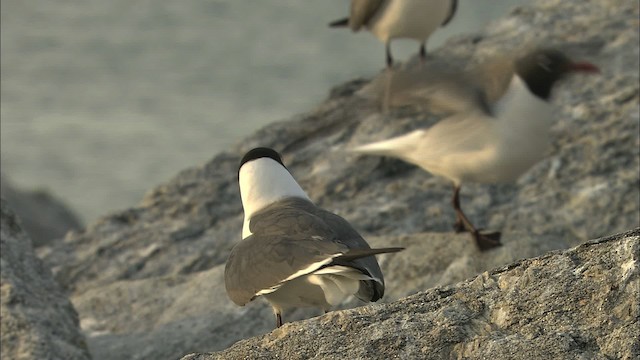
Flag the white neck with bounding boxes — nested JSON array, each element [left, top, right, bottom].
[[239, 158, 311, 238], [493, 75, 554, 154], [494, 75, 553, 126]]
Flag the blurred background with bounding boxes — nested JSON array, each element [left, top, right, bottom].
[[1, 0, 528, 224]]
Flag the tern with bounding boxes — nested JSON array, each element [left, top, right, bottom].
[[226, 147, 403, 327]]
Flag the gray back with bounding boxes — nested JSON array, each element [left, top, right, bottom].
[[224, 197, 385, 306]]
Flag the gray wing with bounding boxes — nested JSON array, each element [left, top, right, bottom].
[[359, 64, 493, 116], [224, 230, 349, 306], [349, 0, 385, 31], [313, 206, 389, 302], [225, 198, 396, 305]]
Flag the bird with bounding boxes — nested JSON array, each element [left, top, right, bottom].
[[225, 147, 403, 328], [351, 48, 600, 250], [329, 0, 458, 68]]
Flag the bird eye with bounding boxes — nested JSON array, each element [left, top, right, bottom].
[[537, 55, 553, 72]]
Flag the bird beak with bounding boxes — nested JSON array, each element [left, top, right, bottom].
[[568, 61, 600, 74]]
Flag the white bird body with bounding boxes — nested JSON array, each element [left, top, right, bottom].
[[330, 0, 457, 66], [262, 266, 374, 313], [367, 0, 454, 43], [351, 48, 599, 250], [353, 76, 553, 185]]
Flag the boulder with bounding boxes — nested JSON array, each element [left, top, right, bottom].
[[0, 199, 91, 360], [185, 229, 640, 360], [34, 0, 639, 359], [69, 231, 575, 360]]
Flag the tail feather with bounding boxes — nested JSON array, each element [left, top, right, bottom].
[[351, 141, 398, 157], [329, 18, 349, 28], [338, 247, 404, 261], [350, 130, 425, 158]]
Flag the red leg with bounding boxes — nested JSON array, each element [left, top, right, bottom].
[[451, 185, 502, 251]]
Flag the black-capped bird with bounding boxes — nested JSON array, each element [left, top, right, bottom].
[[352, 48, 600, 250], [225, 148, 403, 328]]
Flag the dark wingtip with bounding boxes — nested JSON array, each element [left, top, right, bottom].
[[239, 147, 285, 172], [329, 18, 349, 28], [339, 247, 405, 261], [376, 247, 405, 254]]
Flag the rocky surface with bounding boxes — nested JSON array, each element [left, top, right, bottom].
[[1, 174, 83, 247], [68, 231, 574, 360], [0, 200, 91, 360], [185, 229, 640, 360], [31, 0, 640, 359]]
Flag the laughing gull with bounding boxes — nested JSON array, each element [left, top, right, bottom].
[[225, 147, 403, 328], [329, 0, 458, 68], [352, 48, 600, 250]]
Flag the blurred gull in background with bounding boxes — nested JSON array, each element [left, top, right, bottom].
[[329, 0, 458, 68], [352, 48, 599, 250]]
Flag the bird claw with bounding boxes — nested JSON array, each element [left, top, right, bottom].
[[473, 231, 502, 251]]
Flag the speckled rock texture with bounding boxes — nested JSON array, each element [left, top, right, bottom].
[[184, 229, 639, 360], [34, 0, 639, 359], [0, 200, 91, 360]]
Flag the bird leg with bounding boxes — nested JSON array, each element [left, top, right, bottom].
[[451, 185, 502, 251], [382, 71, 393, 113], [381, 42, 396, 113], [385, 42, 394, 69], [451, 187, 467, 233], [275, 312, 283, 328], [419, 43, 427, 66]]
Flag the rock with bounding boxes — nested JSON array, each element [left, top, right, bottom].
[[35, 0, 639, 359], [69, 265, 275, 360], [69, 231, 576, 360], [0, 199, 91, 360], [41, 0, 639, 294], [1, 174, 83, 247], [185, 229, 640, 360]]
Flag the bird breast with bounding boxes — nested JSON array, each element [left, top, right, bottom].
[[368, 0, 452, 42]]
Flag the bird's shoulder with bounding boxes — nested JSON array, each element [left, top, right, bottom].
[[248, 198, 334, 238], [249, 197, 369, 249]]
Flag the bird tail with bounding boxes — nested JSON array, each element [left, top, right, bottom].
[[350, 130, 425, 159], [328, 18, 349, 28], [339, 247, 404, 261], [340, 247, 403, 303]]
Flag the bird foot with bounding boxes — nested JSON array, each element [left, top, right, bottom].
[[472, 231, 502, 251]]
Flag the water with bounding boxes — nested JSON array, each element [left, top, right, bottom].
[[1, 0, 528, 222]]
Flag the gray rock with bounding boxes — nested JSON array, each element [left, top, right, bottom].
[[0, 199, 91, 360], [70, 231, 575, 360], [185, 229, 639, 360], [34, 0, 639, 359], [41, 0, 639, 294], [1, 174, 83, 247]]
